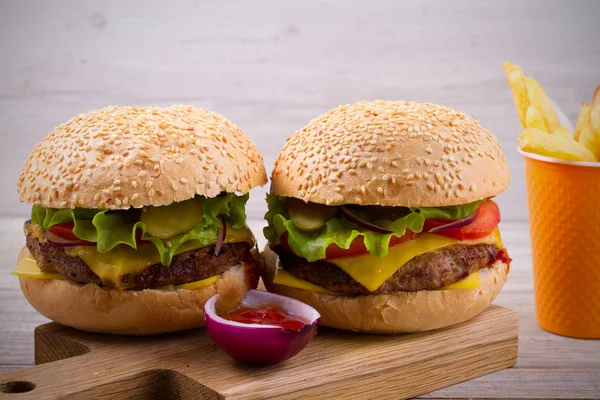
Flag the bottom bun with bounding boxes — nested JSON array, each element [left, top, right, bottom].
[[20, 261, 259, 335], [262, 245, 508, 333]]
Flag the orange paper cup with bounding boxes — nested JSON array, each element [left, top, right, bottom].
[[521, 150, 600, 339]]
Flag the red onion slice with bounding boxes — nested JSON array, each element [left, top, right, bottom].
[[214, 216, 226, 255], [339, 205, 393, 234], [204, 290, 320, 365], [427, 208, 480, 233], [45, 231, 95, 247]]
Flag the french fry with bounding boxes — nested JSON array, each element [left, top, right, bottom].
[[525, 106, 548, 132], [591, 104, 600, 133], [576, 86, 600, 160], [574, 103, 592, 141], [593, 86, 600, 105], [553, 126, 573, 138], [524, 77, 561, 133], [519, 128, 596, 162], [503, 62, 529, 129], [577, 127, 600, 161], [525, 106, 549, 132]]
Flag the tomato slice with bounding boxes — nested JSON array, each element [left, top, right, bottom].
[[46, 222, 149, 245], [46, 222, 80, 241], [279, 230, 419, 260], [423, 200, 501, 240]]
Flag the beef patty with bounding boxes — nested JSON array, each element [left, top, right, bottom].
[[25, 223, 255, 290], [274, 243, 500, 294]]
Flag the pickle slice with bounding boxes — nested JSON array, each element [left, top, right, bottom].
[[288, 198, 337, 232], [141, 198, 204, 239]]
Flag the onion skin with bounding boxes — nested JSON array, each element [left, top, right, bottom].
[[204, 290, 320, 366], [427, 208, 480, 233], [338, 206, 393, 234], [45, 231, 95, 247], [214, 216, 226, 255]]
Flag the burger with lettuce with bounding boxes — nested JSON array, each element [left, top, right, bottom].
[[262, 100, 511, 333], [14, 105, 267, 334]]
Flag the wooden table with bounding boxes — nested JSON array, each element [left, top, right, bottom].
[[1, 217, 599, 399]]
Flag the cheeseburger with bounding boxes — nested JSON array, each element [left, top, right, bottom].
[[14, 105, 267, 335], [263, 100, 511, 333]]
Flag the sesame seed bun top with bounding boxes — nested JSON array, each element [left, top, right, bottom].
[[18, 105, 267, 209], [271, 100, 509, 207]]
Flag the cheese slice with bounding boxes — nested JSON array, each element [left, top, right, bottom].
[[66, 226, 254, 287], [16, 226, 254, 288], [273, 267, 481, 294], [12, 252, 68, 280], [328, 228, 502, 292], [13, 251, 221, 291], [157, 275, 220, 291], [273, 269, 342, 296]]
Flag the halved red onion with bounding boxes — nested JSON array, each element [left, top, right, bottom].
[[214, 216, 226, 255], [427, 208, 480, 233], [339, 205, 393, 234], [45, 231, 95, 247], [204, 289, 320, 366]]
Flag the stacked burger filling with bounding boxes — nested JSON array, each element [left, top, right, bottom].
[[19, 193, 257, 290], [265, 196, 509, 296]]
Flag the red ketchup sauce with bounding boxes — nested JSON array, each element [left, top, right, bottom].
[[223, 306, 308, 331], [496, 248, 512, 272]]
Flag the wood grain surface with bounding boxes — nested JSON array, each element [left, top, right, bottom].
[[0, 306, 517, 399], [1, 219, 599, 398], [1, 0, 600, 398]]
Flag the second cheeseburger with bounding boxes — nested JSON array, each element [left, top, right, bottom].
[[263, 100, 511, 333]]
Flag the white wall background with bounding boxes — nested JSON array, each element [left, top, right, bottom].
[[1, 0, 599, 222]]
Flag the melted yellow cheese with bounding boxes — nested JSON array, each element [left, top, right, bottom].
[[13, 251, 221, 291], [273, 267, 481, 294], [327, 228, 502, 292], [12, 252, 68, 280], [66, 226, 253, 287], [157, 275, 220, 291], [273, 269, 342, 296], [21, 226, 253, 288]]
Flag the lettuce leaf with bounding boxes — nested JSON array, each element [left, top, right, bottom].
[[31, 193, 249, 266], [263, 195, 483, 262], [409, 201, 482, 220]]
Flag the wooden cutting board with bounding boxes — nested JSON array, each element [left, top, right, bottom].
[[0, 305, 517, 399]]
